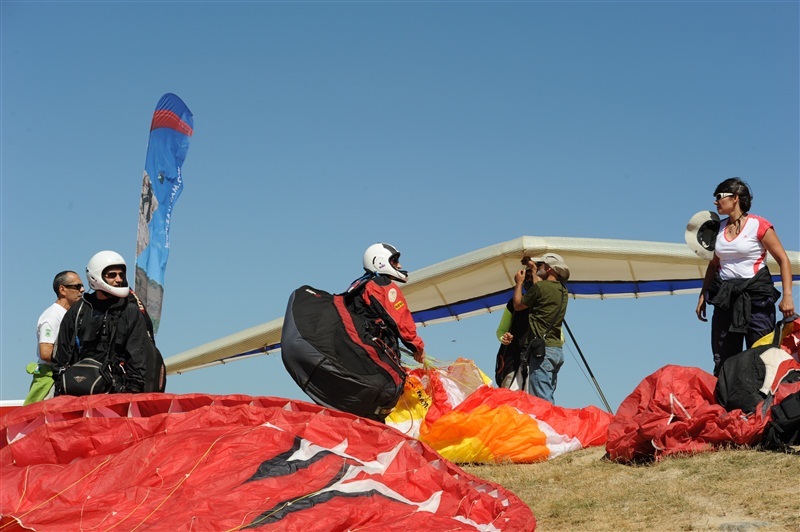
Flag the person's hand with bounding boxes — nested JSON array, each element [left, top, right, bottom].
[[779, 296, 795, 319], [514, 269, 527, 285], [413, 349, 426, 364], [696, 295, 707, 322], [500, 332, 513, 345]]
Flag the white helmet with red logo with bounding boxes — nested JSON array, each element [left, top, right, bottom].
[[363, 243, 408, 283], [86, 250, 130, 298]]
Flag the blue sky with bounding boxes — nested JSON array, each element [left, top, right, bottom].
[[2, 1, 798, 412]]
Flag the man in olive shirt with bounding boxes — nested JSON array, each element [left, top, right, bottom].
[[512, 253, 570, 403]]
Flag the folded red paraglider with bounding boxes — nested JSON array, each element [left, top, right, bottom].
[[606, 320, 800, 463], [606, 362, 800, 462]]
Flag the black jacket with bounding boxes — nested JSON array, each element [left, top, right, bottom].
[[54, 292, 158, 393], [707, 267, 780, 333]]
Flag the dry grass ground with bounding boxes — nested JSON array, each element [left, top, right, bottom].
[[463, 447, 800, 531]]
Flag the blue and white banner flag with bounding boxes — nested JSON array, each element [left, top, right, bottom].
[[135, 93, 194, 334]]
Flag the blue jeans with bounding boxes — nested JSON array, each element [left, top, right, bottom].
[[527, 345, 564, 403]]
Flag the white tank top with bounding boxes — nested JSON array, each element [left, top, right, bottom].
[[715, 214, 772, 280]]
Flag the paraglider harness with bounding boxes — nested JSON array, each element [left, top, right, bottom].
[[341, 273, 407, 419], [57, 291, 166, 396], [57, 300, 118, 396], [344, 273, 404, 369], [716, 317, 800, 451], [763, 390, 800, 450], [761, 317, 800, 451], [130, 290, 167, 393], [280, 274, 408, 421]]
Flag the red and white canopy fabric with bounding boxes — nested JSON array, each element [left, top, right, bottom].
[[1, 394, 535, 531]]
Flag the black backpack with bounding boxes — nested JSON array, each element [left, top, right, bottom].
[[129, 291, 167, 393], [59, 294, 166, 395], [716, 321, 785, 414], [715, 345, 773, 414], [281, 284, 406, 421], [58, 300, 117, 396], [762, 390, 800, 450]]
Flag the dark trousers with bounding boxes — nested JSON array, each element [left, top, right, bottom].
[[711, 298, 776, 376]]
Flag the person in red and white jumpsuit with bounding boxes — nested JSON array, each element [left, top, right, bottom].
[[349, 243, 425, 364]]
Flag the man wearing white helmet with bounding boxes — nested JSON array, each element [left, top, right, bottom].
[[348, 243, 425, 363], [54, 250, 163, 395]]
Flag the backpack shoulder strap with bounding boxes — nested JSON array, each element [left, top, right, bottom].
[[341, 273, 373, 304], [74, 300, 85, 352], [129, 290, 156, 342], [100, 315, 119, 365]]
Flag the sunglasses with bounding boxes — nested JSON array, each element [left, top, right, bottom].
[[103, 271, 125, 279], [714, 192, 734, 201], [63, 284, 84, 291]]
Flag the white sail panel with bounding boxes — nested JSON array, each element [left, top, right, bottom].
[[165, 236, 798, 374]]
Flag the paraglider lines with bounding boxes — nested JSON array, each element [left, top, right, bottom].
[[128, 430, 232, 531], [0, 456, 112, 530]]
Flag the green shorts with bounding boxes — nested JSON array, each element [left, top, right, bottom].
[[24, 362, 55, 405]]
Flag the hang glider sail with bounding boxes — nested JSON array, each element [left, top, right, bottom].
[[165, 235, 800, 374]]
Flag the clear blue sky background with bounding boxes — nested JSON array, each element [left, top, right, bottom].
[[2, 2, 798, 412]]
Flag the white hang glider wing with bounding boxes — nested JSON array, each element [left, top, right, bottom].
[[165, 236, 799, 374]]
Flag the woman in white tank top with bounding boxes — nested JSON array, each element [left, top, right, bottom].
[[695, 177, 795, 374]]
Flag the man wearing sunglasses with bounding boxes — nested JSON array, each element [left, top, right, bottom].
[[54, 250, 163, 396], [24, 271, 85, 404]]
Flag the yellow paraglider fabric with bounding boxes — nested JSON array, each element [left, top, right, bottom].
[[420, 403, 550, 463], [385, 374, 432, 436], [387, 357, 613, 464]]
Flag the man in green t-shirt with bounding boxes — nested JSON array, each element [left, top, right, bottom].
[[512, 253, 570, 403]]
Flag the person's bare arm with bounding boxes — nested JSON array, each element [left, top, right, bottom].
[[695, 256, 719, 322], [762, 227, 795, 317], [513, 269, 528, 311], [38, 343, 54, 363]]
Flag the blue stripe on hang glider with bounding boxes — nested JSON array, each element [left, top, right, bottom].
[[191, 274, 796, 365], [411, 279, 700, 323], [412, 291, 513, 324]]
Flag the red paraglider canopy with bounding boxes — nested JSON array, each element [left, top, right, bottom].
[[1, 394, 535, 531], [606, 360, 800, 462], [607, 319, 800, 462]]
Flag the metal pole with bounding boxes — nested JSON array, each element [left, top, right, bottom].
[[563, 319, 613, 414]]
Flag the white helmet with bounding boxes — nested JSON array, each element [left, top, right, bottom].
[[363, 243, 408, 283], [86, 250, 130, 298]]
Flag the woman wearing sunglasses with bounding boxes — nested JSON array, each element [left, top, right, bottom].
[[695, 177, 795, 375]]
